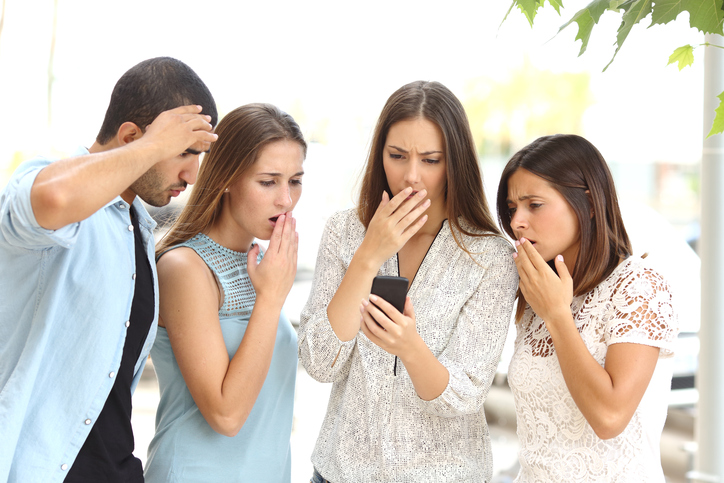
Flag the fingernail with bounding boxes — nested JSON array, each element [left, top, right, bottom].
[[362, 298, 370, 306], [513, 252, 518, 259], [557, 255, 564, 262], [404, 187, 412, 194], [520, 237, 527, 244], [369, 294, 377, 302], [515, 240, 520, 247], [417, 190, 426, 197]]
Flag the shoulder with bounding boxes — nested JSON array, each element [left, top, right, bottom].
[[325, 208, 361, 229], [157, 244, 211, 281], [454, 219, 516, 259], [611, 257, 672, 301], [322, 208, 365, 240]]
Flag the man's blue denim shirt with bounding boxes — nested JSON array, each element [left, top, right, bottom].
[[0, 148, 159, 483]]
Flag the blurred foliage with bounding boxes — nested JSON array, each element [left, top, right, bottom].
[[503, 0, 724, 137], [463, 59, 592, 157]]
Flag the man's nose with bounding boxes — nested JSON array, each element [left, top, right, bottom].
[[180, 156, 200, 185]]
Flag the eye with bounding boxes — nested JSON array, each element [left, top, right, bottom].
[[529, 203, 542, 209], [507, 206, 517, 215], [260, 180, 275, 187], [290, 178, 302, 186], [388, 153, 403, 160], [422, 158, 441, 165]]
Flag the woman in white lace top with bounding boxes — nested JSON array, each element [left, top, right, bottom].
[[299, 81, 518, 482], [496, 134, 678, 482]]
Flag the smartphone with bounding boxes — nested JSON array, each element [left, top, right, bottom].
[[370, 275, 409, 316]]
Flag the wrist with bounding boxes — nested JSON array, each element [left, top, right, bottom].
[[349, 247, 383, 276], [397, 333, 428, 367]]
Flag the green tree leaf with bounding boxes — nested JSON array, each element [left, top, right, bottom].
[[667, 44, 695, 69], [688, 0, 724, 35], [707, 91, 724, 138], [517, 0, 543, 26], [506, 0, 565, 27], [651, 0, 685, 25], [559, 0, 611, 55], [604, 0, 653, 71], [548, 0, 564, 13]]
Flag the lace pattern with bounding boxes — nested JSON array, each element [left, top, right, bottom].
[[177, 233, 261, 318], [509, 257, 678, 482]]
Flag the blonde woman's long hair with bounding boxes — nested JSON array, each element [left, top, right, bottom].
[[156, 103, 306, 256]]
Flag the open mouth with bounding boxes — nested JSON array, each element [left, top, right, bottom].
[[269, 215, 280, 223]]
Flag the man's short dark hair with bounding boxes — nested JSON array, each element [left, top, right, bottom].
[[96, 57, 218, 145]]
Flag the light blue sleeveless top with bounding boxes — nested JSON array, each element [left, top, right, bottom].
[[144, 233, 297, 483]]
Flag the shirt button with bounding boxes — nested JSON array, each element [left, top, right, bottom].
[[125, 321, 131, 328], [84, 419, 92, 425], [109, 372, 115, 378], [132, 273, 136, 280], [118, 203, 126, 209], [61, 464, 68, 471], [128, 225, 134, 231]]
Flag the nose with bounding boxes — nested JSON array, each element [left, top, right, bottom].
[[510, 209, 527, 233], [275, 184, 292, 210], [180, 155, 200, 186], [403, 160, 420, 186]]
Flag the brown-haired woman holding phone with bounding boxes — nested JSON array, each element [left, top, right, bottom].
[[299, 81, 518, 482]]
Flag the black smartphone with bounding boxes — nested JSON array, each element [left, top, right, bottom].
[[369, 275, 409, 316]]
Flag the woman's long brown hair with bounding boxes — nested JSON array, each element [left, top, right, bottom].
[[496, 134, 632, 321], [358, 81, 500, 254], [156, 103, 306, 256]]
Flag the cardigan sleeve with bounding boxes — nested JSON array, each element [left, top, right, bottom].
[[297, 211, 359, 383]]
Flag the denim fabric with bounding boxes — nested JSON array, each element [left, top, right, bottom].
[[0, 149, 158, 483], [311, 468, 333, 483]]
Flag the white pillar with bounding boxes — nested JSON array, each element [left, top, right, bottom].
[[692, 33, 724, 483]]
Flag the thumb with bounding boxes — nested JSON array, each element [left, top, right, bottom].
[[247, 243, 261, 279]]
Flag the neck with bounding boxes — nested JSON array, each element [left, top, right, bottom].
[[206, 217, 254, 253]]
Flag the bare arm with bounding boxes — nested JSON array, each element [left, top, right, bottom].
[[514, 238, 660, 439], [327, 188, 430, 341], [159, 214, 297, 437], [31, 105, 217, 230]]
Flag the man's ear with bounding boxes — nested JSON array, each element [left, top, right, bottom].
[[117, 122, 144, 146], [585, 189, 594, 219]]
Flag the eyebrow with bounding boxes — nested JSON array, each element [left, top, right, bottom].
[[388, 144, 443, 156], [256, 171, 305, 177], [184, 148, 210, 155], [507, 194, 539, 203]]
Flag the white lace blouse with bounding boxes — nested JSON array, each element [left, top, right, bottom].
[[298, 209, 519, 482], [508, 256, 678, 482]]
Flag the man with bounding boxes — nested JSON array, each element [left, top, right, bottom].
[[0, 57, 218, 482]]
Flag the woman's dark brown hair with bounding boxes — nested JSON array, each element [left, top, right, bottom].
[[358, 81, 500, 251], [156, 103, 306, 256], [496, 134, 632, 320]]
